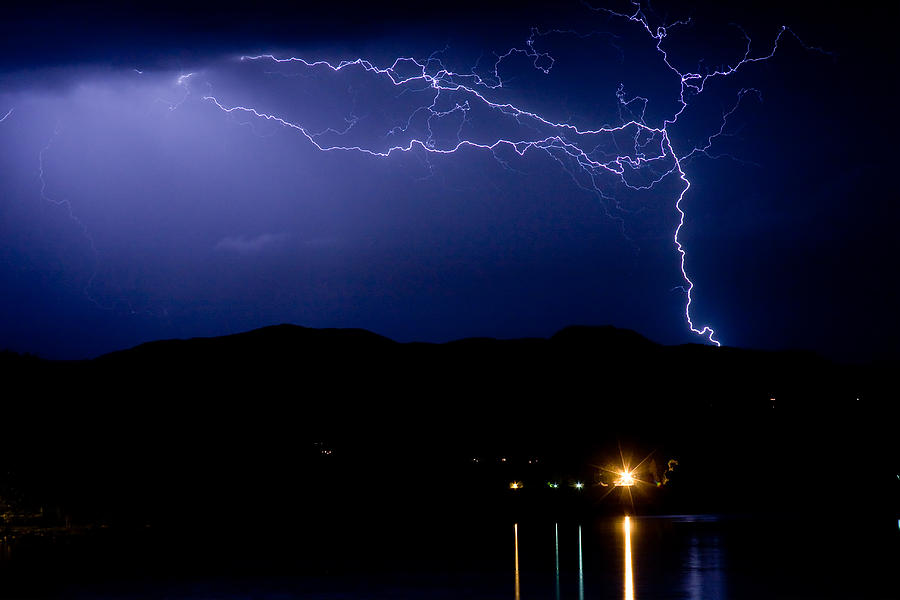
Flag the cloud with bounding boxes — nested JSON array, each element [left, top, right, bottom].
[[214, 232, 289, 254]]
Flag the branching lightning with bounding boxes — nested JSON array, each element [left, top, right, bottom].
[[196, 2, 821, 346], [75, 1, 819, 348]]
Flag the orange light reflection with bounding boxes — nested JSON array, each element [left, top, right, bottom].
[[624, 516, 634, 600], [514, 523, 520, 600]]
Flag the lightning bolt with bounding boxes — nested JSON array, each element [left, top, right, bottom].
[[38, 126, 111, 311], [196, 2, 823, 346], [0, 108, 12, 123], [169, 72, 195, 110]]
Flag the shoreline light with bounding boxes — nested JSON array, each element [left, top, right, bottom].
[[615, 471, 636, 487]]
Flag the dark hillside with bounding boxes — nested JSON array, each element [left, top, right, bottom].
[[0, 325, 894, 528]]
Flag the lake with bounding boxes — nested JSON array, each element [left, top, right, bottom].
[[2, 511, 896, 599]]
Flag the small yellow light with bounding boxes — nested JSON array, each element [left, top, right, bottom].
[[510, 481, 523, 490]]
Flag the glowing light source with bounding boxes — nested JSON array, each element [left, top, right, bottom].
[[615, 471, 636, 487], [574, 481, 584, 489], [548, 482, 560, 488], [510, 481, 523, 490]]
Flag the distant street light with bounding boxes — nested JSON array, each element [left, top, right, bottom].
[[615, 471, 636, 487]]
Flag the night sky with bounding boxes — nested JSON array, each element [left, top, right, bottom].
[[0, 1, 895, 361]]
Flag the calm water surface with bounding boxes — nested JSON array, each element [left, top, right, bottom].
[[2, 513, 896, 599]]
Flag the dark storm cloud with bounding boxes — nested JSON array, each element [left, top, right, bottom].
[[0, 1, 556, 72]]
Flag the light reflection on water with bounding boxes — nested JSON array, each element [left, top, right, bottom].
[[554, 522, 560, 600], [1, 514, 891, 599], [685, 532, 724, 600], [578, 524, 584, 600], [624, 516, 634, 600], [513, 523, 520, 600], [512, 516, 732, 600]]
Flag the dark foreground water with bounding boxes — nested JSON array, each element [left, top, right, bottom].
[[2, 513, 896, 599]]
